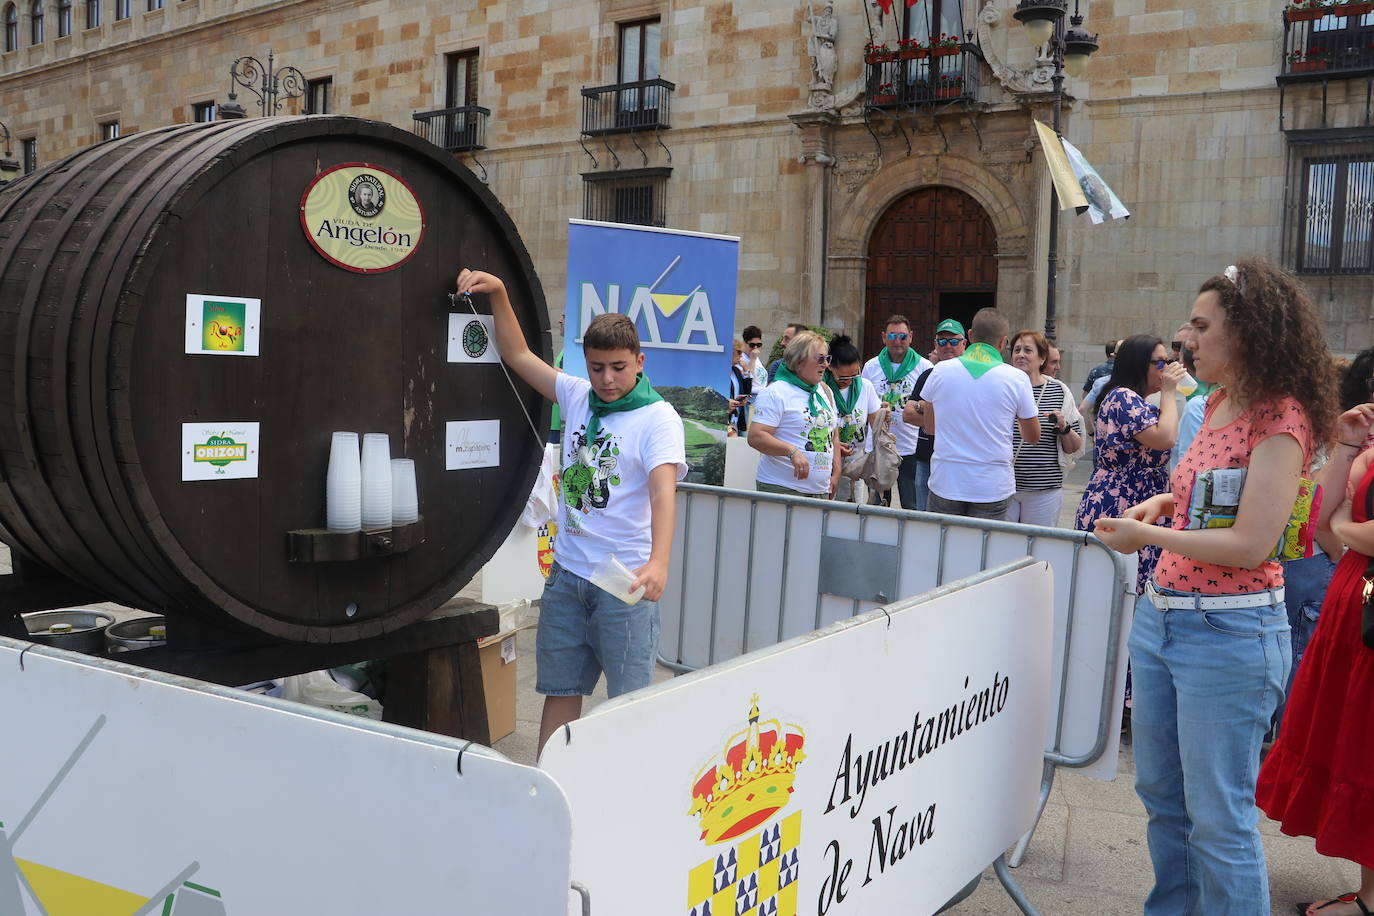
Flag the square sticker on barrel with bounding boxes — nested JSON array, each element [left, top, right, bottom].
[[185, 294, 261, 357], [182, 422, 261, 481]]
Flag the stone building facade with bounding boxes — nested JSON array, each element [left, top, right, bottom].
[[1, 0, 1369, 384]]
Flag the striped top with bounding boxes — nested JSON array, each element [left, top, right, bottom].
[[1011, 379, 1079, 491]]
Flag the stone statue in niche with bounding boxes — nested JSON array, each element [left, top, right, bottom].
[[808, 1, 837, 110]]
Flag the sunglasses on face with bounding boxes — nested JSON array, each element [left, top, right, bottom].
[[747, 341, 762, 348], [886, 332, 909, 341], [1150, 358, 1179, 370], [814, 354, 833, 365], [1171, 341, 1184, 351], [835, 373, 861, 383], [936, 337, 963, 347]]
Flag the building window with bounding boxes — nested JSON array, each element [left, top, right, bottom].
[[582, 167, 670, 227], [903, 0, 963, 41], [114, 0, 128, 19], [617, 19, 661, 125], [29, 0, 41, 44], [4, 3, 16, 50], [191, 100, 216, 122], [21, 137, 36, 173], [56, 0, 69, 36], [100, 120, 119, 140], [304, 76, 331, 114], [445, 49, 479, 108], [84, 0, 96, 27], [1297, 155, 1374, 273], [146, 0, 162, 9]]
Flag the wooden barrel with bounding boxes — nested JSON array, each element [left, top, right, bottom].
[[0, 116, 550, 642]]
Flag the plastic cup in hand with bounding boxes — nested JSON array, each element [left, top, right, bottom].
[[589, 555, 646, 606], [391, 458, 418, 525], [1176, 373, 1198, 397], [326, 432, 361, 531], [360, 433, 393, 529]]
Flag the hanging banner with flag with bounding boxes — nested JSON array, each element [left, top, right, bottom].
[[564, 219, 740, 485], [1034, 120, 1130, 224], [1034, 120, 1089, 214], [1061, 136, 1131, 224]]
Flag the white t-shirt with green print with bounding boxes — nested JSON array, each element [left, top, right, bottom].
[[751, 381, 838, 494]]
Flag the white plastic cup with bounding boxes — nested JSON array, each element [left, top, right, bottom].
[[326, 432, 362, 532], [360, 433, 393, 529], [391, 458, 419, 525], [589, 554, 646, 606], [1176, 372, 1198, 397]]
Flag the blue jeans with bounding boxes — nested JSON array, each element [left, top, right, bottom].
[[914, 458, 931, 511], [1129, 585, 1291, 916], [1271, 552, 1336, 735], [896, 453, 919, 510], [535, 562, 661, 698]]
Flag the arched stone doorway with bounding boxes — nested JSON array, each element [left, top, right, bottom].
[[862, 186, 999, 357]]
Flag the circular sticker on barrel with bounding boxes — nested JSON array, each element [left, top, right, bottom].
[[299, 162, 425, 273]]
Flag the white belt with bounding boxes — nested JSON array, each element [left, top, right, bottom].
[[1145, 581, 1284, 611]]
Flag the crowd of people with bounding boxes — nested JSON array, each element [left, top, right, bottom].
[[728, 258, 1374, 916]]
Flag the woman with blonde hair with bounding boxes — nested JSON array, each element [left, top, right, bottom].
[[748, 331, 840, 498], [1094, 258, 1338, 915], [1008, 329, 1083, 526]]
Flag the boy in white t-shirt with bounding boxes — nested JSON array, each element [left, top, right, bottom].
[[456, 269, 688, 753]]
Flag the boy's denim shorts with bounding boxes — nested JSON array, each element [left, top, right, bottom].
[[536, 562, 661, 698]]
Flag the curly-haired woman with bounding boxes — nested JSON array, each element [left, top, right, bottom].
[[1094, 258, 1337, 915]]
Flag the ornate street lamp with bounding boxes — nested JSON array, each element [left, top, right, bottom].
[[1014, 0, 1098, 341], [219, 49, 307, 119]]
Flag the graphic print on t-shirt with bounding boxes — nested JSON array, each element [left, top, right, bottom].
[[562, 423, 622, 516]]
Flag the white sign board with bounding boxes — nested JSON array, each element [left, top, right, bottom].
[[445, 419, 501, 470], [184, 294, 261, 356], [542, 560, 1053, 916], [0, 638, 573, 915], [181, 422, 260, 481], [448, 313, 501, 363]]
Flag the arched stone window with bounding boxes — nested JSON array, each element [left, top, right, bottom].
[[56, 0, 69, 37], [28, 0, 42, 44], [4, 4, 17, 51]]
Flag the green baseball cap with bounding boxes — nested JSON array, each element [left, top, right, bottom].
[[935, 319, 965, 337]]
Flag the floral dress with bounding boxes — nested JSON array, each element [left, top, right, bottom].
[[1074, 386, 1171, 593]]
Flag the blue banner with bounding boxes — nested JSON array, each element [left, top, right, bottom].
[[564, 220, 739, 484]]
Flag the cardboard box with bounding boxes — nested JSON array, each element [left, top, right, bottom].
[[477, 629, 521, 743]]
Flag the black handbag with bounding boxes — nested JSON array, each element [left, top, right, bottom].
[[1362, 473, 1374, 649]]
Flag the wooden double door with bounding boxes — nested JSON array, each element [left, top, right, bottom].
[[863, 186, 998, 358]]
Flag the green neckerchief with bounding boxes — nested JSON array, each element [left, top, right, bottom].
[[776, 365, 826, 417], [878, 347, 918, 385], [825, 372, 863, 416], [584, 372, 663, 447], [958, 342, 1004, 380]]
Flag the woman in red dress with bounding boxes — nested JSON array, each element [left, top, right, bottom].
[[1257, 400, 1374, 916]]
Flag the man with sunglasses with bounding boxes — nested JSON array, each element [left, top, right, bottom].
[[767, 323, 808, 384], [902, 319, 965, 511], [742, 325, 769, 392], [862, 315, 932, 509]]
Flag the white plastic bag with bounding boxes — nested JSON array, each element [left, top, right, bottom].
[[279, 670, 383, 720], [519, 443, 561, 528]]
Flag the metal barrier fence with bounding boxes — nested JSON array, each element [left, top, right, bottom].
[[660, 483, 1133, 771]]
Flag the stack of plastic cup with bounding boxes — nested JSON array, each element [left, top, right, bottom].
[[391, 458, 419, 525], [360, 433, 393, 529], [326, 432, 362, 531]]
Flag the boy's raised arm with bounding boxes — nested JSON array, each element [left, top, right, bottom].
[[456, 268, 560, 403]]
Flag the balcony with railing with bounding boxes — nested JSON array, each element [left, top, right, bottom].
[[411, 105, 491, 152], [580, 78, 676, 136], [1279, 1, 1374, 82], [864, 42, 981, 109]]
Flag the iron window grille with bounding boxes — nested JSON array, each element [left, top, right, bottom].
[[1284, 131, 1374, 274], [581, 167, 670, 227]]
